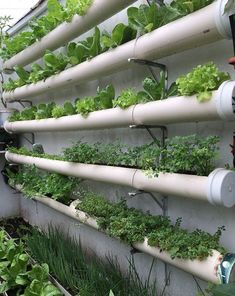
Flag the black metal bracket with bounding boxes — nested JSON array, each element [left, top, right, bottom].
[[130, 246, 142, 255], [230, 15, 235, 55], [128, 58, 168, 98], [129, 125, 167, 147], [0, 71, 7, 108], [21, 134, 35, 145], [128, 190, 168, 216], [16, 100, 33, 109], [230, 132, 235, 167]]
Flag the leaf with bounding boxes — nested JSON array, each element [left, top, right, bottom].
[[109, 290, 115, 296], [211, 284, 235, 296], [47, 0, 64, 20], [14, 66, 30, 83]]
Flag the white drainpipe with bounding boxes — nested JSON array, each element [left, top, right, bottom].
[[4, 81, 235, 133], [3, 0, 235, 102], [5, 151, 235, 207]]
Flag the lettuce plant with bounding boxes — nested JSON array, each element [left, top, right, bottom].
[[0, 0, 93, 60], [3, 1, 218, 91], [176, 62, 230, 101]]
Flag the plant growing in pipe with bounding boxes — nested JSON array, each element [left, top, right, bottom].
[[2, 0, 223, 92], [7, 62, 230, 123], [6, 134, 220, 177]]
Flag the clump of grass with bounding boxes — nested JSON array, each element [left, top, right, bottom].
[[26, 227, 157, 296]]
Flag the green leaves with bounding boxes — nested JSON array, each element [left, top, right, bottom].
[[176, 62, 230, 101], [65, 0, 93, 21], [76, 192, 226, 260], [101, 23, 136, 49], [0, 231, 62, 295], [3, 1, 217, 91], [10, 134, 219, 177], [1, 0, 93, 60], [7, 165, 77, 204], [113, 89, 140, 109], [76, 84, 115, 116], [210, 284, 235, 296]]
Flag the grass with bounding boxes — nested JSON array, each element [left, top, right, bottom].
[[26, 227, 157, 296]]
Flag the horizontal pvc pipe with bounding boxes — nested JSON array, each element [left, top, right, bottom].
[[24, 195, 222, 283], [5, 151, 235, 207], [3, 0, 235, 102], [3, 0, 137, 72], [4, 81, 235, 133]]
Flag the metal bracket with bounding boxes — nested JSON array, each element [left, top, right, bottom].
[[192, 275, 206, 296], [129, 125, 167, 147], [128, 58, 168, 99], [130, 246, 142, 255], [230, 132, 235, 167], [16, 100, 33, 108], [128, 191, 170, 287], [21, 134, 35, 145], [0, 71, 7, 108], [128, 190, 168, 216], [128, 123, 170, 288]]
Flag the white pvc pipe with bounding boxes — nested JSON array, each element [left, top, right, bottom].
[[5, 151, 235, 207], [4, 81, 235, 133], [3, 0, 137, 72], [28, 196, 222, 283], [3, 0, 235, 102], [134, 240, 222, 284]]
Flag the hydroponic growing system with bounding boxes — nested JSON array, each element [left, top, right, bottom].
[[1, 0, 235, 295]]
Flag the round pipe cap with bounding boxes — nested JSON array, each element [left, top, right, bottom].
[[207, 168, 235, 207], [216, 80, 235, 121], [215, 0, 235, 39]]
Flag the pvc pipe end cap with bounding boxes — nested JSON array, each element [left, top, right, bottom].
[[207, 168, 235, 207], [216, 80, 235, 121], [4, 151, 10, 162], [215, 0, 235, 39], [3, 121, 12, 134]]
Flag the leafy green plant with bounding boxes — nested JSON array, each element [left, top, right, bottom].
[[127, 0, 214, 35], [7, 134, 220, 177], [7, 165, 77, 204], [75, 191, 226, 260], [76, 84, 115, 116], [101, 23, 136, 49], [176, 62, 230, 101], [26, 227, 157, 296], [197, 283, 235, 296], [3, 1, 218, 92], [0, 230, 62, 295], [0, 0, 93, 60]]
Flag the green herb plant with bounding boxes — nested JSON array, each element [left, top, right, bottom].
[[7, 134, 219, 177], [27, 227, 157, 296], [7, 165, 78, 204], [75, 191, 226, 260]]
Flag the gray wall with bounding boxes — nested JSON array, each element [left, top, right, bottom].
[[1, 1, 235, 295]]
